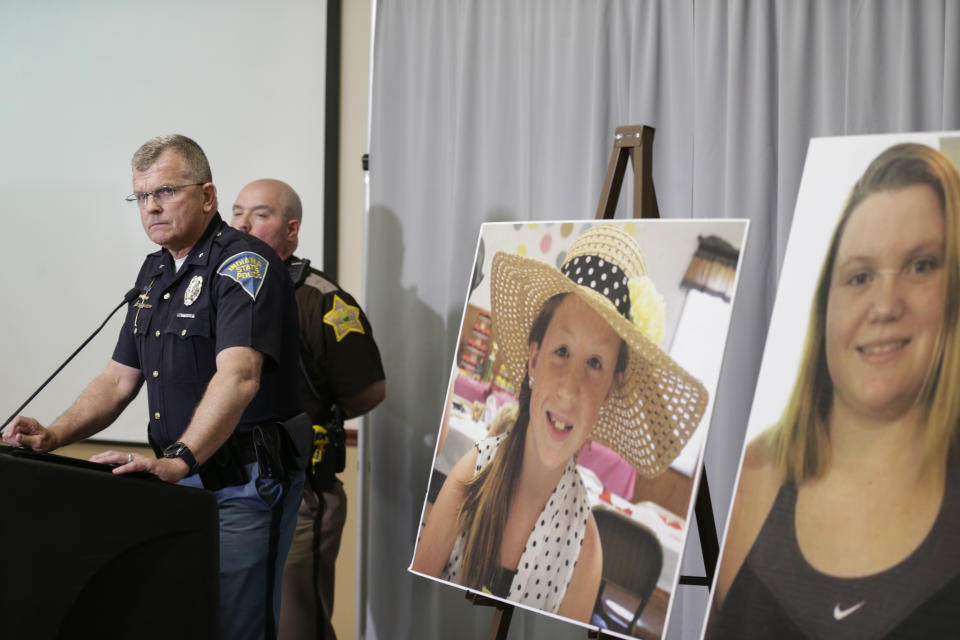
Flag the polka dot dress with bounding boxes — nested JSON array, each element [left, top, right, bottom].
[[441, 434, 589, 613]]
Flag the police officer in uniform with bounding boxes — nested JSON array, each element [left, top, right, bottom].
[[232, 178, 385, 640], [3, 135, 304, 640]]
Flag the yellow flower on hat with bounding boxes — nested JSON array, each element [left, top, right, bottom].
[[628, 276, 665, 347]]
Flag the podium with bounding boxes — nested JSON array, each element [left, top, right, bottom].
[[0, 446, 219, 639]]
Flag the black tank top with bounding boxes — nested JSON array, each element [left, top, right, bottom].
[[711, 458, 960, 639]]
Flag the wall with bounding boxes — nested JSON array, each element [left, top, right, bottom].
[[334, 3, 375, 639], [0, 0, 328, 443]]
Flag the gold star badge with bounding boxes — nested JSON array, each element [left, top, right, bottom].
[[323, 294, 365, 342]]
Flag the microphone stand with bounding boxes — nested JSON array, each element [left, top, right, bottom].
[[0, 287, 140, 435]]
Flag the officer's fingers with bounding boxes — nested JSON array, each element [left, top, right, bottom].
[[111, 453, 146, 476], [90, 450, 127, 465], [115, 455, 178, 481], [3, 417, 38, 442], [15, 432, 50, 452], [1, 429, 19, 446]]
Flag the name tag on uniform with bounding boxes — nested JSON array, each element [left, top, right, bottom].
[[217, 251, 269, 300]]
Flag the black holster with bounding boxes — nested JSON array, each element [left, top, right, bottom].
[[252, 412, 313, 481], [198, 436, 251, 491]]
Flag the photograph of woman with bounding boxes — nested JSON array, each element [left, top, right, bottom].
[[410, 222, 726, 631], [706, 140, 960, 639]]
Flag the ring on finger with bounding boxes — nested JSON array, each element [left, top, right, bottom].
[[127, 453, 133, 463]]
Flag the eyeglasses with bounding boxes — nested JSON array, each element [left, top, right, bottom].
[[125, 183, 205, 207]]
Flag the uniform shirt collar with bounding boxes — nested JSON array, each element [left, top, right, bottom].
[[182, 213, 224, 268], [144, 213, 224, 280]]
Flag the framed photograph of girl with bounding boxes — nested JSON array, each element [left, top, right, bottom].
[[409, 219, 748, 638], [703, 132, 960, 640]]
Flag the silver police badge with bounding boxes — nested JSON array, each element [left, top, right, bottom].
[[184, 275, 203, 306]]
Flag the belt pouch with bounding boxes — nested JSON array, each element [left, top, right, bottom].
[[252, 423, 288, 480], [198, 437, 249, 491], [282, 412, 314, 471]]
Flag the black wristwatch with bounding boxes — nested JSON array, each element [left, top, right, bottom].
[[162, 441, 199, 476]]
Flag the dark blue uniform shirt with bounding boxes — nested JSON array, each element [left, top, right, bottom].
[[112, 213, 300, 448]]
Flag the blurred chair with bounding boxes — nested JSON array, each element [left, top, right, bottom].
[[590, 506, 663, 636]]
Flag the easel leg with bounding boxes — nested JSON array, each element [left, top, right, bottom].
[[594, 125, 660, 221], [694, 466, 720, 586], [678, 465, 721, 588], [487, 602, 514, 640], [466, 591, 515, 640]]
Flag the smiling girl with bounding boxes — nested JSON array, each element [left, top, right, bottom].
[[411, 225, 708, 622]]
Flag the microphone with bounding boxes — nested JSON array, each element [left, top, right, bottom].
[[122, 287, 141, 304], [0, 287, 141, 435]]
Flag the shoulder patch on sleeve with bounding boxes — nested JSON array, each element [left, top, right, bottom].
[[217, 251, 269, 300], [323, 294, 366, 342]]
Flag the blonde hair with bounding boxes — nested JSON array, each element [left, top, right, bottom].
[[772, 142, 960, 483]]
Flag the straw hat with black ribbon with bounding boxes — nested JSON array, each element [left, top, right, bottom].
[[490, 224, 709, 478]]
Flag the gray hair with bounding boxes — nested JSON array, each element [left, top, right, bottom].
[[131, 134, 212, 183]]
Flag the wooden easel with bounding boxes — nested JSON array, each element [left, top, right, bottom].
[[594, 124, 720, 591], [595, 124, 660, 221], [467, 592, 514, 640], [470, 125, 718, 639]]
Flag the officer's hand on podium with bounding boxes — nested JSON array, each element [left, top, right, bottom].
[[2, 416, 59, 452], [90, 450, 190, 484]]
